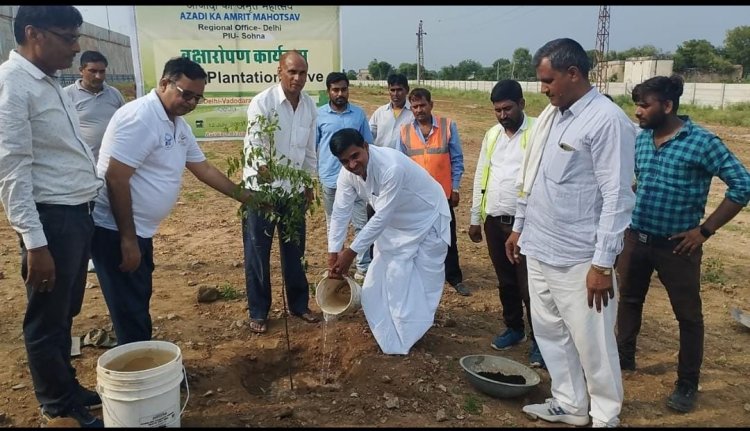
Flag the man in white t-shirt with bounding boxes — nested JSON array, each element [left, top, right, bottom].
[[91, 57, 252, 345], [368, 73, 414, 150]]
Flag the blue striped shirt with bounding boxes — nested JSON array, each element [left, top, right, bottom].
[[631, 116, 750, 236]]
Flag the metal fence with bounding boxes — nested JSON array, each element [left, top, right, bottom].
[[57, 74, 135, 87]]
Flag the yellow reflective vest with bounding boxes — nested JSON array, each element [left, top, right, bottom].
[[479, 117, 535, 221]]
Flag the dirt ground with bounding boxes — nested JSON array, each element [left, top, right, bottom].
[[0, 87, 749, 428]]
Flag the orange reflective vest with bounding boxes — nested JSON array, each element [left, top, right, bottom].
[[401, 116, 453, 198]]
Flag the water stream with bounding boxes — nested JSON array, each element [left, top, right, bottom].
[[319, 315, 337, 384]]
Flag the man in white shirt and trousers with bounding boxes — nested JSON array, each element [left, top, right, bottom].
[[326, 128, 451, 355], [505, 38, 636, 428]]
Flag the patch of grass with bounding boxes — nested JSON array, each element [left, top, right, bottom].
[[462, 393, 482, 415], [181, 190, 206, 202], [702, 257, 726, 285], [218, 283, 243, 300]]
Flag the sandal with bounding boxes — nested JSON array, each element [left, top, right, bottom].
[[248, 318, 268, 334], [292, 312, 320, 323], [81, 328, 118, 348]]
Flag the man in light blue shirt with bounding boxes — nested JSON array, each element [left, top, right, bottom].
[[316, 72, 374, 281]]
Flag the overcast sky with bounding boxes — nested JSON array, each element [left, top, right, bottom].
[[76, 5, 750, 71]]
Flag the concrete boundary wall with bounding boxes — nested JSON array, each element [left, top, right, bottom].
[[354, 79, 750, 109], [0, 6, 133, 75]]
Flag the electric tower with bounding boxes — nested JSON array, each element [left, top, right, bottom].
[[417, 20, 426, 85], [594, 6, 611, 94]]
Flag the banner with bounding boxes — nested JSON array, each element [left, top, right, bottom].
[[133, 5, 340, 139]]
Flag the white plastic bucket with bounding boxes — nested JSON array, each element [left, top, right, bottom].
[[96, 340, 189, 428], [315, 273, 362, 316]]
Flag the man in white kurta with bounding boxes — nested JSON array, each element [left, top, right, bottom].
[[327, 128, 451, 355]]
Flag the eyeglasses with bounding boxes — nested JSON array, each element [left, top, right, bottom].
[[43, 28, 81, 45], [170, 81, 205, 104]]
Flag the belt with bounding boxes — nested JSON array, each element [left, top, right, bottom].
[[488, 214, 515, 225], [36, 201, 95, 214], [627, 228, 674, 246]]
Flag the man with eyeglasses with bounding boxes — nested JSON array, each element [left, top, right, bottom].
[[90, 56, 253, 347], [0, 6, 104, 428]]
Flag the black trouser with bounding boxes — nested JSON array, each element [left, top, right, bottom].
[[445, 203, 463, 286], [20, 202, 93, 414], [484, 215, 532, 337], [242, 204, 310, 320], [616, 229, 704, 385], [91, 226, 155, 345]]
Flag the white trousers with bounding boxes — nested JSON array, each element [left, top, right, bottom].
[[361, 225, 447, 355], [526, 257, 623, 424]]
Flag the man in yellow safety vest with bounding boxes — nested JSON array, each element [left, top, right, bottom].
[[467, 80, 542, 367]]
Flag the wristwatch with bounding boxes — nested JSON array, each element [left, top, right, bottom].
[[699, 224, 714, 239], [591, 264, 613, 276]]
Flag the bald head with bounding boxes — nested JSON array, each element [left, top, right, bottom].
[[278, 50, 308, 99]]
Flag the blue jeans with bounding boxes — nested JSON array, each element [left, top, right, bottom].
[[321, 185, 371, 273], [91, 226, 154, 345], [20, 202, 93, 414], [242, 203, 311, 320]]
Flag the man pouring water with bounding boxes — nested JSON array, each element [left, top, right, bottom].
[[326, 128, 451, 355]]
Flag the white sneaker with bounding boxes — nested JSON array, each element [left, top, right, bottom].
[[592, 418, 620, 428], [522, 398, 590, 426]]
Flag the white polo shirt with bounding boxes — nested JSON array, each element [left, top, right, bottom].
[[93, 89, 206, 238]]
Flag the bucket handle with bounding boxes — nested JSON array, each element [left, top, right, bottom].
[[97, 365, 190, 426], [180, 365, 190, 417]]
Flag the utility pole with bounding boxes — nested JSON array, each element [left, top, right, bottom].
[[594, 6, 611, 94], [416, 20, 426, 85]]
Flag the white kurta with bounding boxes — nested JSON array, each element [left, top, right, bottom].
[[329, 146, 451, 354]]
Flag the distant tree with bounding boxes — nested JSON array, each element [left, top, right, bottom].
[[346, 69, 357, 81], [438, 64, 456, 80], [487, 58, 512, 81], [724, 25, 750, 78], [674, 39, 734, 73], [614, 45, 668, 60], [423, 69, 438, 80], [367, 59, 394, 80], [396, 62, 419, 80], [456, 59, 484, 80], [511, 48, 534, 80]]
